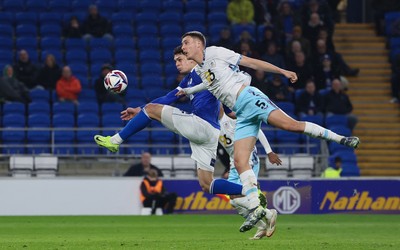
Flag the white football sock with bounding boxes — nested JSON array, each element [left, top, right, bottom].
[[110, 133, 123, 144], [239, 170, 259, 210], [265, 208, 273, 220], [304, 121, 344, 143]]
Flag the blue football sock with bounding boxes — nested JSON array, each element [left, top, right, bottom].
[[210, 179, 242, 195], [118, 110, 151, 141]]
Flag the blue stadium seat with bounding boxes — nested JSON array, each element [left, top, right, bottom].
[[62, 12, 86, 25], [160, 24, 183, 37], [65, 39, 87, 50], [125, 89, 148, 103], [329, 151, 357, 167], [16, 25, 37, 37], [77, 101, 99, 115], [69, 62, 88, 76], [207, 12, 228, 25], [139, 50, 161, 64], [90, 63, 104, 78], [101, 102, 124, 116], [53, 113, 75, 154], [16, 37, 38, 51], [137, 38, 160, 50], [385, 12, 400, 36], [76, 114, 100, 154], [71, 0, 91, 11], [145, 88, 168, 100], [162, 0, 184, 13], [140, 63, 163, 76], [15, 12, 37, 26], [318, 88, 330, 97], [0, 24, 13, 39], [0, 38, 14, 51], [115, 62, 137, 76], [53, 102, 75, 115], [183, 12, 205, 24], [48, 0, 71, 12], [101, 113, 124, 129], [276, 101, 295, 114], [65, 49, 87, 63], [159, 12, 181, 25], [325, 115, 348, 128], [26, 0, 48, 12], [232, 24, 256, 39], [78, 88, 97, 102], [208, 24, 228, 43], [328, 125, 351, 137], [0, 12, 14, 26], [341, 163, 360, 177], [141, 76, 165, 89], [40, 24, 62, 38], [165, 76, 177, 89], [89, 49, 113, 64], [163, 50, 175, 64], [111, 12, 134, 26], [117, 0, 138, 13], [0, 50, 13, 64], [112, 24, 134, 38], [41, 37, 62, 51], [328, 142, 354, 154], [29, 102, 50, 115], [115, 49, 137, 64], [3, 0, 25, 12], [186, 0, 206, 13], [300, 114, 324, 126], [135, 12, 158, 25], [261, 125, 276, 144], [294, 89, 305, 102], [125, 130, 150, 155], [3, 102, 25, 116], [184, 23, 206, 34], [164, 63, 178, 78], [29, 89, 50, 103], [1, 114, 26, 154], [301, 136, 321, 154], [139, 0, 162, 13], [41, 50, 63, 64], [276, 130, 302, 154], [114, 38, 135, 50], [150, 122, 176, 155], [137, 24, 159, 37], [89, 38, 113, 50], [161, 37, 181, 51], [27, 114, 51, 154], [96, 0, 118, 13], [39, 13, 63, 25]]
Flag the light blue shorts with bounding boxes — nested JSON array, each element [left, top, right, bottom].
[[233, 86, 278, 141]]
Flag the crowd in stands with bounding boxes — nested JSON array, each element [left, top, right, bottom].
[[0, 0, 358, 158]]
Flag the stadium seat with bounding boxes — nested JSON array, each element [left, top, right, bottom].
[[0, 24, 13, 39], [160, 24, 183, 37], [276, 101, 295, 115], [276, 130, 301, 154], [186, 0, 206, 13], [9, 156, 34, 177], [48, 0, 71, 12], [115, 62, 137, 77], [101, 102, 124, 116], [52, 113, 75, 154], [41, 50, 63, 64], [162, 0, 184, 13], [16, 37, 38, 51], [113, 24, 134, 38], [101, 114, 124, 134], [151, 156, 173, 178], [2, 114, 26, 154], [140, 63, 163, 76], [114, 38, 135, 50], [40, 24, 62, 38], [89, 38, 113, 50], [328, 141, 354, 154], [65, 49, 87, 63], [26, 0, 48, 12], [96, 0, 118, 13], [385, 12, 400, 36], [164, 63, 178, 78], [27, 114, 51, 154], [28, 102, 50, 115], [0, 12, 15, 26], [261, 125, 276, 144], [141, 76, 165, 89], [145, 88, 168, 101], [159, 12, 181, 25], [71, 0, 91, 11], [329, 151, 357, 167], [64, 38, 87, 50], [135, 12, 158, 25], [89, 49, 113, 64], [172, 156, 196, 177], [53, 102, 75, 115], [3, 0, 25, 12], [41, 37, 62, 51], [183, 12, 205, 25], [184, 23, 206, 34], [341, 163, 360, 177], [62, 12, 87, 26], [163, 50, 175, 63], [76, 114, 100, 154], [232, 24, 256, 39], [137, 24, 159, 37], [139, 0, 162, 13], [139, 50, 161, 64], [207, 12, 228, 25], [137, 38, 160, 50], [115, 49, 137, 64], [208, 24, 228, 43], [208, 0, 228, 13], [325, 115, 349, 128], [3, 102, 25, 116], [15, 25, 37, 39], [0, 38, 13, 51], [117, 0, 138, 13], [266, 155, 289, 178], [125, 130, 150, 155], [0, 50, 13, 65], [161, 37, 181, 51], [39, 13, 63, 25], [290, 154, 314, 178], [300, 114, 324, 126], [111, 12, 134, 26], [15, 12, 38, 26], [125, 89, 148, 103], [318, 88, 330, 97], [69, 62, 88, 77], [29, 89, 50, 103], [77, 101, 99, 115], [34, 155, 59, 177]]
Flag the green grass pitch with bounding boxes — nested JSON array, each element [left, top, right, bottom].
[[0, 214, 399, 250]]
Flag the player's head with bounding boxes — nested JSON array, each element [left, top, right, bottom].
[[181, 31, 206, 60], [334, 156, 342, 169], [173, 45, 196, 74]]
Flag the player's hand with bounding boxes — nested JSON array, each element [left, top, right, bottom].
[[282, 70, 298, 83], [267, 152, 282, 166], [120, 107, 141, 121], [175, 89, 187, 96]]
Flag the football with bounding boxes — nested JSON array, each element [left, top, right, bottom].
[[103, 70, 128, 93]]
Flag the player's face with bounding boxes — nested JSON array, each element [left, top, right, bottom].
[[181, 36, 199, 60], [174, 54, 193, 74]]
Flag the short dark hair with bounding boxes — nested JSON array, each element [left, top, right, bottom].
[[182, 31, 206, 46], [334, 156, 342, 163], [173, 45, 184, 55]]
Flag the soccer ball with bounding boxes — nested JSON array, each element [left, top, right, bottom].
[[104, 70, 128, 93]]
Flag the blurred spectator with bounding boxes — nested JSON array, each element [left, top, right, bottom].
[[285, 40, 306, 68], [251, 70, 268, 94], [238, 41, 258, 77], [286, 25, 311, 59], [95, 64, 124, 104], [140, 169, 177, 215], [56, 66, 82, 105], [371, 0, 400, 36], [321, 156, 342, 178], [324, 78, 358, 131], [301, 0, 334, 35], [0, 65, 31, 103], [265, 75, 291, 102], [295, 79, 323, 117], [288, 51, 313, 90], [13, 50, 38, 89], [37, 54, 61, 90], [257, 26, 280, 56], [124, 152, 163, 177], [63, 16, 83, 38], [317, 27, 335, 52], [390, 54, 400, 103], [314, 54, 340, 90], [275, 1, 301, 44], [214, 27, 235, 50], [234, 30, 257, 52], [261, 42, 286, 75], [303, 12, 325, 48], [83, 5, 113, 41], [252, 0, 273, 25], [227, 0, 255, 25]]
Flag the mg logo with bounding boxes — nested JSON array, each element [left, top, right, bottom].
[[273, 186, 301, 214]]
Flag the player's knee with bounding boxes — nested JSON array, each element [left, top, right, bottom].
[[144, 103, 157, 115]]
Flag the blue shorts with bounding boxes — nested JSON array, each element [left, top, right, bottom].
[[233, 86, 278, 141]]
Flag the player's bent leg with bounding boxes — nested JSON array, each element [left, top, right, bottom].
[[197, 168, 242, 195], [265, 209, 278, 237], [197, 168, 214, 193], [267, 109, 360, 148]]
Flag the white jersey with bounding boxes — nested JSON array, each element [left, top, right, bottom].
[[193, 46, 251, 109]]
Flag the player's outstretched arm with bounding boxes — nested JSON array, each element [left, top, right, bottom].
[[239, 55, 298, 83], [258, 129, 282, 166]]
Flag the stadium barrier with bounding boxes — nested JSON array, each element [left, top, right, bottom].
[[0, 178, 398, 216]]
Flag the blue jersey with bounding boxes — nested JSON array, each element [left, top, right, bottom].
[[149, 70, 220, 130]]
